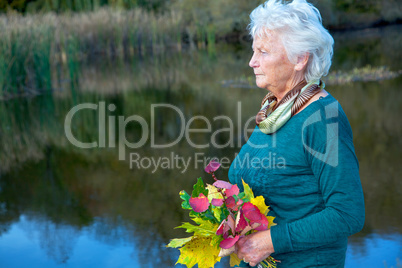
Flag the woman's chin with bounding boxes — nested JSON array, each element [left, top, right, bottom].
[[255, 83, 268, 90], [255, 81, 264, 88], [254, 78, 269, 90]]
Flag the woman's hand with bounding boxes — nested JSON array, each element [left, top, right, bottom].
[[236, 229, 275, 267]]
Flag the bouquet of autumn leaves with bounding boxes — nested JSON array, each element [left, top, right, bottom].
[[167, 160, 277, 268]]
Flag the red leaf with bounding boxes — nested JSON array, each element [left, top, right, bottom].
[[242, 202, 256, 213], [213, 180, 233, 189], [205, 160, 221, 173], [245, 210, 262, 221], [235, 210, 248, 233], [225, 196, 242, 211], [253, 216, 269, 231], [216, 220, 225, 235], [189, 193, 209, 213], [223, 232, 229, 239], [212, 198, 224, 207], [216, 216, 235, 237], [241, 202, 269, 230], [242, 202, 263, 221], [219, 235, 239, 249], [225, 184, 240, 197], [225, 196, 236, 209]]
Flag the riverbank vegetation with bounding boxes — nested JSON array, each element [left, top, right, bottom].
[[0, 0, 401, 97], [2, 0, 402, 30]]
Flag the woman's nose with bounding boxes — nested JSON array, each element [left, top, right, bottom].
[[249, 53, 258, 68]]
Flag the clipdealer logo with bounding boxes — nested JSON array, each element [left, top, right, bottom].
[[64, 101, 340, 169], [64, 102, 257, 161], [302, 101, 339, 167]]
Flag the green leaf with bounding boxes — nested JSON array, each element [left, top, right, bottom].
[[180, 190, 191, 201], [192, 177, 208, 198], [212, 207, 222, 222], [176, 218, 218, 237], [199, 209, 216, 222], [210, 234, 223, 247], [243, 197, 251, 203], [233, 195, 239, 202], [237, 192, 245, 199], [189, 210, 198, 218], [166, 237, 193, 248], [221, 209, 229, 221], [242, 179, 255, 200], [180, 190, 192, 210], [182, 202, 192, 210]]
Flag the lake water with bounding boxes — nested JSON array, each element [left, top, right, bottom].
[[0, 25, 401, 268]]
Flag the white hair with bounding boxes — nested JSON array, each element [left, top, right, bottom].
[[248, 0, 334, 82]]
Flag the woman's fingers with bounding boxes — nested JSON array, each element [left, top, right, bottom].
[[249, 261, 257, 267], [237, 236, 252, 256], [235, 230, 274, 265], [236, 237, 251, 262]]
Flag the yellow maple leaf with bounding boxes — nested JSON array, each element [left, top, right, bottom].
[[266, 215, 277, 228], [177, 236, 221, 268], [230, 253, 242, 267]]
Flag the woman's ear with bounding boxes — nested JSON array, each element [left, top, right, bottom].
[[294, 53, 309, 71]]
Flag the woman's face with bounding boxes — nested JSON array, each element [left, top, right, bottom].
[[249, 30, 297, 95]]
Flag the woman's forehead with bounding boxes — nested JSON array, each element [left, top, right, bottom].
[[252, 31, 279, 48]]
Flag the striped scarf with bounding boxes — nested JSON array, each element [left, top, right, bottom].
[[256, 79, 324, 134]]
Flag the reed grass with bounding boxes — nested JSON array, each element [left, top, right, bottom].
[[1, 1, 401, 97], [0, 8, 209, 97]]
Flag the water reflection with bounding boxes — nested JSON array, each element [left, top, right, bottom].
[[0, 25, 401, 267], [346, 233, 402, 268]]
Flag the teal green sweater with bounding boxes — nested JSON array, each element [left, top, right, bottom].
[[229, 94, 365, 268]]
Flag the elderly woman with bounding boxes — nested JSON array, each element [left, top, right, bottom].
[[228, 0, 365, 267]]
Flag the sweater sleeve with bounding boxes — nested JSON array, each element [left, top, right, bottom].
[[270, 135, 365, 254]]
